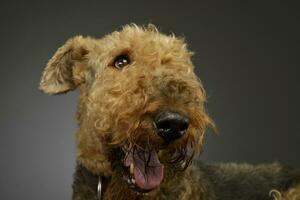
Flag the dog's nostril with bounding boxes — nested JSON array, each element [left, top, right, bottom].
[[154, 111, 189, 142]]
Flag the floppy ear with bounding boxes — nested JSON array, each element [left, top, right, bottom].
[[39, 36, 95, 95]]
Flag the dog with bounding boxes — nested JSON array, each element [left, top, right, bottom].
[[39, 24, 300, 200]]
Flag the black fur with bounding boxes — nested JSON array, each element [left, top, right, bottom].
[[196, 161, 300, 200]]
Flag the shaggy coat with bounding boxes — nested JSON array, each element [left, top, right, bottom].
[[40, 25, 300, 200]]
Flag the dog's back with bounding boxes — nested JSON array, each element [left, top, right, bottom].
[[195, 161, 300, 200]]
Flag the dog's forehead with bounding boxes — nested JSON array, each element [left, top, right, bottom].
[[97, 25, 191, 58]]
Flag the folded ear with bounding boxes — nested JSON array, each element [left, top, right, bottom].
[[39, 36, 95, 95]]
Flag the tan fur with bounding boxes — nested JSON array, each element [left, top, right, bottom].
[[40, 36, 97, 94], [40, 24, 298, 199], [40, 24, 214, 199]]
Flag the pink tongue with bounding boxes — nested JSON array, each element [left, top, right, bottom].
[[124, 148, 164, 190]]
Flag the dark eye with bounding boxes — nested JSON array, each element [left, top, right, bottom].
[[113, 54, 130, 69]]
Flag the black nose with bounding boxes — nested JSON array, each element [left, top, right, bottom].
[[154, 111, 189, 142]]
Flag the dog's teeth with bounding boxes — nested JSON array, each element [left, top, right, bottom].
[[130, 163, 134, 175]]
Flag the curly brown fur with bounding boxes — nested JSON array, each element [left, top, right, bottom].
[[40, 24, 300, 200]]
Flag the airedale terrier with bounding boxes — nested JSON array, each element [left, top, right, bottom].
[[39, 24, 300, 200]]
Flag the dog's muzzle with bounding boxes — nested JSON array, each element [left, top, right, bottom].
[[154, 111, 189, 143]]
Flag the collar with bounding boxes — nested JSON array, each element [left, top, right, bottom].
[[75, 164, 109, 200]]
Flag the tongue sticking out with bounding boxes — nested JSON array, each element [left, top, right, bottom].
[[124, 147, 164, 190]]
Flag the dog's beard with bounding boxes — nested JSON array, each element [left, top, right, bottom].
[[109, 135, 196, 194], [162, 137, 196, 171], [102, 113, 202, 193]]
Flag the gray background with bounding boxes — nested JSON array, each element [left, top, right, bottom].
[[0, 1, 299, 199]]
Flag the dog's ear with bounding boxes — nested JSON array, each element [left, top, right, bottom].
[[39, 36, 96, 95]]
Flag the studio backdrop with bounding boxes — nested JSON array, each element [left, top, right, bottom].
[[0, 1, 299, 199]]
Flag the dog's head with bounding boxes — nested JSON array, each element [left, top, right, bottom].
[[40, 24, 214, 194]]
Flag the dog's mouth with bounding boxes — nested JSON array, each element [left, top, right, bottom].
[[121, 146, 164, 193]]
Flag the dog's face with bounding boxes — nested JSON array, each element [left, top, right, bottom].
[[40, 25, 213, 194]]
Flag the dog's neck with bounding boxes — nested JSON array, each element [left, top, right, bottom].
[[73, 163, 158, 200], [72, 162, 201, 200]]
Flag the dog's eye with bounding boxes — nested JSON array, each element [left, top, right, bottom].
[[113, 55, 130, 69]]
